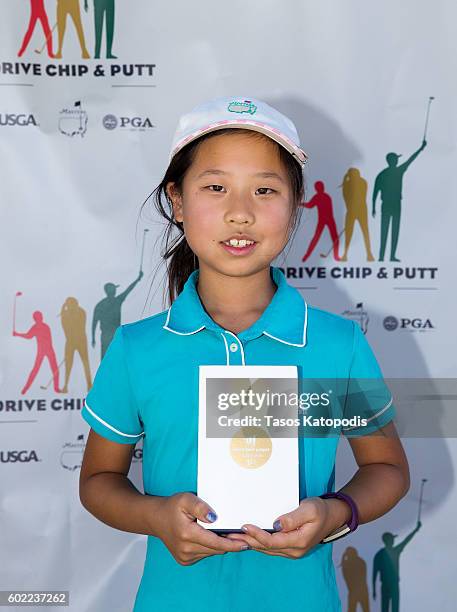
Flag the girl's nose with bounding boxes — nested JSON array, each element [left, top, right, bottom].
[[223, 194, 255, 225]]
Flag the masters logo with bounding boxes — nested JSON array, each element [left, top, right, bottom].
[[59, 100, 87, 137], [227, 100, 257, 115]]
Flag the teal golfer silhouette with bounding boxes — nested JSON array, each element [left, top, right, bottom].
[[89, 0, 117, 58], [92, 271, 143, 359], [372, 521, 421, 612], [372, 140, 427, 261]]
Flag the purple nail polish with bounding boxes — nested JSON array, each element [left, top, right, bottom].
[[273, 520, 282, 531], [206, 511, 217, 522]]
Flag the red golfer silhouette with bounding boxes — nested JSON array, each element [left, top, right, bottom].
[[18, 0, 55, 58], [301, 180, 341, 262], [13, 310, 61, 394]]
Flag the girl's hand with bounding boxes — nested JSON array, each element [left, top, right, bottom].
[[225, 497, 350, 559], [153, 492, 250, 565]]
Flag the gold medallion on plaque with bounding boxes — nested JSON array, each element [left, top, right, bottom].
[[230, 426, 272, 469]]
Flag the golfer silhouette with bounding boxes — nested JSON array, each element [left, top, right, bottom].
[[92, 271, 143, 359], [341, 547, 370, 612], [60, 297, 93, 393], [18, 0, 55, 58], [55, 0, 90, 59], [372, 141, 427, 262], [87, 0, 117, 58], [372, 521, 422, 612], [13, 310, 61, 395], [301, 180, 341, 262], [340, 168, 375, 262]]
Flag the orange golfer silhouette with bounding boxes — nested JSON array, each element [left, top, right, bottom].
[[301, 180, 341, 261], [18, 0, 56, 58], [13, 310, 61, 395]]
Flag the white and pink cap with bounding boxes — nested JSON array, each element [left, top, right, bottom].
[[169, 96, 308, 167]]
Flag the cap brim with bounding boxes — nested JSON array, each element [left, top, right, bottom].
[[170, 120, 308, 167]]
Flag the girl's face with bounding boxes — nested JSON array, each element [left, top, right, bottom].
[[167, 131, 294, 277]]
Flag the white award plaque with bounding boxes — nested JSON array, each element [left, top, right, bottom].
[[197, 364, 299, 533]]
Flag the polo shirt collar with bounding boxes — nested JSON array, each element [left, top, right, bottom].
[[163, 265, 307, 347]]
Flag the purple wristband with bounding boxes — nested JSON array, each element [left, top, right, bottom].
[[320, 491, 359, 533]]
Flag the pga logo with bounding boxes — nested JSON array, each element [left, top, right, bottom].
[[383, 316, 434, 332], [103, 114, 155, 131]]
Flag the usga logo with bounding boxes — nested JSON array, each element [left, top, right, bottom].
[[0, 113, 38, 127], [0, 450, 40, 463], [383, 316, 435, 332], [102, 114, 155, 131]]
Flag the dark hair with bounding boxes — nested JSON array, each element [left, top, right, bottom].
[[141, 128, 305, 306]]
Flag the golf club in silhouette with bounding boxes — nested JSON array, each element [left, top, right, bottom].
[[320, 227, 345, 259], [423, 97, 434, 141], [34, 22, 57, 54], [13, 291, 23, 333], [139, 228, 149, 273], [417, 478, 428, 522]]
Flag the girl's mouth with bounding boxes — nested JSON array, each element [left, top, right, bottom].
[[220, 238, 257, 256]]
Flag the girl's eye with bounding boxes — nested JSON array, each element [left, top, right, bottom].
[[205, 185, 275, 195]]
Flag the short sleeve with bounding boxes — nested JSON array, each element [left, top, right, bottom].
[[342, 321, 396, 436], [81, 326, 144, 444]]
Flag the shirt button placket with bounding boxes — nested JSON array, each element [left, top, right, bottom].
[[224, 332, 244, 365]]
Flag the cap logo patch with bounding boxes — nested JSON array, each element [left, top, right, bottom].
[[227, 100, 257, 115]]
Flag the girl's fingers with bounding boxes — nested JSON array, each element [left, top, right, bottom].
[[273, 497, 323, 533], [237, 524, 311, 551], [225, 532, 257, 548], [226, 534, 300, 558], [239, 524, 281, 549], [227, 528, 279, 550], [188, 523, 250, 553]]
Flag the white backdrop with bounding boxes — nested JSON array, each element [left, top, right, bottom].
[[1, 1, 456, 610]]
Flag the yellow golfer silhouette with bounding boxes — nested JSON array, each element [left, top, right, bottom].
[[55, 0, 90, 59], [339, 168, 375, 262], [60, 297, 93, 393]]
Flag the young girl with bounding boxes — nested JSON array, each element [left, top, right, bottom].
[[79, 96, 410, 611]]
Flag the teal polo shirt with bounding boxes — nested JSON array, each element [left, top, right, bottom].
[[81, 265, 395, 612]]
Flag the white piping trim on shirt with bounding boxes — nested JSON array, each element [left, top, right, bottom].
[[220, 333, 230, 365], [342, 396, 394, 431], [263, 301, 308, 347], [223, 330, 246, 365], [84, 402, 144, 438], [162, 307, 205, 335]]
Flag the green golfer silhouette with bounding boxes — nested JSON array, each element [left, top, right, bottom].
[[92, 271, 143, 359], [90, 0, 117, 58], [372, 140, 427, 261], [372, 521, 421, 612]]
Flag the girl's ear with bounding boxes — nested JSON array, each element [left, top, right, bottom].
[[166, 182, 183, 223]]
